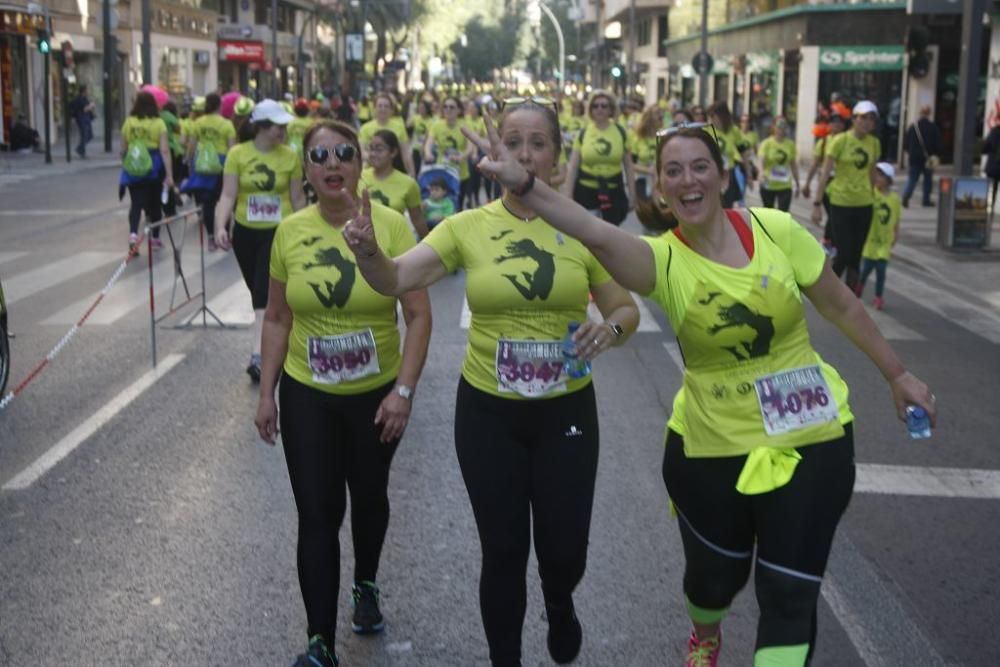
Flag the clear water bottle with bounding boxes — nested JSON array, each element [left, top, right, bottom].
[[562, 322, 591, 379], [905, 405, 931, 439], [161, 184, 170, 206]]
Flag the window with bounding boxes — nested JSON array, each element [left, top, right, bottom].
[[256, 0, 294, 32], [657, 15, 668, 58], [637, 18, 651, 47]]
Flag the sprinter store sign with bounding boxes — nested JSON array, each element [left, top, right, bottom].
[[819, 46, 904, 72]]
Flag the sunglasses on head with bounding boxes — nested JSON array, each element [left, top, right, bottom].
[[655, 122, 720, 149], [306, 143, 357, 166], [501, 96, 558, 113]]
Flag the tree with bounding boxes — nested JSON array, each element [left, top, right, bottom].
[[451, 10, 522, 82]]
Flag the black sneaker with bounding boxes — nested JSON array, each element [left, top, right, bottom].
[[545, 600, 583, 664], [351, 581, 385, 634], [246, 353, 262, 383], [291, 634, 338, 667]]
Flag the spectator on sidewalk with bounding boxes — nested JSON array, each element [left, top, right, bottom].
[[902, 105, 941, 208], [70, 85, 96, 158], [10, 114, 40, 153], [981, 123, 1000, 215]]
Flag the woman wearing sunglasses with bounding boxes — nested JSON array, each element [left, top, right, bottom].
[[466, 119, 936, 667], [424, 95, 475, 211], [565, 90, 637, 225], [344, 98, 639, 666], [215, 99, 306, 381], [359, 129, 429, 238], [255, 120, 432, 667]]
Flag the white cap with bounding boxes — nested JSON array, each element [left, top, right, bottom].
[[852, 100, 879, 117], [250, 99, 294, 125], [875, 162, 895, 181]]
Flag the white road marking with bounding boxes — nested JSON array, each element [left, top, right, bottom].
[[181, 279, 254, 326], [662, 341, 685, 372], [862, 304, 925, 341], [0, 251, 28, 266], [41, 250, 229, 325], [4, 251, 121, 305], [890, 269, 1000, 345], [0, 210, 100, 216], [2, 353, 185, 491], [855, 463, 1000, 499], [461, 293, 663, 332]]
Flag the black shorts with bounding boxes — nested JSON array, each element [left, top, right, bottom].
[[572, 176, 629, 225]]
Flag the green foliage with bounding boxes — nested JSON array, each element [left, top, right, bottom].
[[451, 9, 522, 81]]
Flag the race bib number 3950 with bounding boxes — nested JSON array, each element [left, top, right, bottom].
[[308, 329, 380, 385], [496, 339, 566, 398], [754, 365, 839, 436]]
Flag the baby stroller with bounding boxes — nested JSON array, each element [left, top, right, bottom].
[[418, 163, 462, 213]]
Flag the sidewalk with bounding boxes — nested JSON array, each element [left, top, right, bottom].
[[0, 136, 122, 188]]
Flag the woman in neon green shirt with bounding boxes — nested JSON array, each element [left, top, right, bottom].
[[359, 93, 414, 177], [119, 90, 174, 251], [360, 129, 429, 238], [344, 99, 640, 666], [757, 117, 800, 212], [629, 105, 662, 201], [255, 119, 431, 667], [471, 121, 937, 667], [215, 99, 307, 381], [424, 96, 476, 211]]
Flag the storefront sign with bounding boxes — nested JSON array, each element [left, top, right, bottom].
[[219, 40, 264, 63], [819, 46, 904, 72], [746, 52, 778, 74], [0, 10, 45, 35], [218, 24, 254, 40], [153, 3, 214, 38]]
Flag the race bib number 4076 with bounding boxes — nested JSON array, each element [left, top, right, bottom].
[[308, 329, 380, 385], [754, 365, 839, 436], [496, 339, 567, 398]]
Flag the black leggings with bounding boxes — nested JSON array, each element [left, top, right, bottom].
[[279, 374, 401, 641], [455, 377, 599, 666], [231, 223, 275, 309], [194, 180, 223, 237], [760, 187, 793, 212], [829, 204, 873, 290], [127, 181, 162, 238], [662, 424, 854, 659]]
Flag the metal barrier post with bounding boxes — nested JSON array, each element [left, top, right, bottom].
[[147, 226, 158, 368]]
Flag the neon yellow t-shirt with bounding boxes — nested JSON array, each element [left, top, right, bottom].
[[428, 119, 470, 180], [862, 190, 901, 261], [121, 117, 167, 150], [641, 208, 853, 457], [629, 131, 658, 169], [463, 116, 486, 140], [714, 126, 745, 170], [826, 131, 880, 207], [191, 114, 236, 155], [286, 116, 314, 162], [357, 102, 372, 123], [423, 199, 612, 399], [572, 122, 627, 187], [410, 115, 432, 147], [360, 167, 421, 214], [758, 137, 796, 191], [359, 117, 409, 150], [270, 203, 416, 395], [224, 142, 303, 229]]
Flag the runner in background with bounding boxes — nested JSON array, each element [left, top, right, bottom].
[[858, 162, 901, 310], [360, 129, 429, 238], [407, 98, 435, 175], [287, 98, 315, 160], [160, 101, 186, 219], [119, 90, 174, 252], [708, 101, 753, 207], [424, 96, 475, 212], [803, 103, 850, 255], [184, 92, 236, 251], [757, 117, 800, 212], [359, 93, 415, 177], [630, 106, 663, 202], [233, 96, 257, 144], [215, 100, 306, 381], [343, 97, 640, 667], [463, 99, 487, 208], [473, 118, 936, 667], [255, 118, 431, 667]]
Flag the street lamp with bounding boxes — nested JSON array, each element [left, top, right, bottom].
[[527, 0, 565, 89]]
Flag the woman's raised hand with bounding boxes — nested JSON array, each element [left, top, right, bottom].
[[343, 189, 379, 258], [461, 110, 530, 191]]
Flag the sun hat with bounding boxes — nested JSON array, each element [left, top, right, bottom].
[[875, 162, 895, 181], [234, 96, 256, 116], [250, 99, 295, 125], [852, 100, 879, 117]]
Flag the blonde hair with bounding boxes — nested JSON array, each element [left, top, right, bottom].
[[587, 89, 618, 119]]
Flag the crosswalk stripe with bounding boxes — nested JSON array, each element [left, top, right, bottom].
[[889, 269, 1000, 344], [662, 341, 685, 372], [0, 251, 29, 267], [855, 463, 1000, 499], [461, 293, 663, 332], [5, 251, 121, 306], [862, 303, 925, 341], [41, 250, 229, 325], [182, 279, 254, 326]]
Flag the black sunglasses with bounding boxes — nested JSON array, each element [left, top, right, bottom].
[[306, 143, 357, 166]]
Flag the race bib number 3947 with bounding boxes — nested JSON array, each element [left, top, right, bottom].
[[496, 339, 567, 398], [308, 329, 380, 385], [754, 365, 839, 436], [247, 194, 282, 223]]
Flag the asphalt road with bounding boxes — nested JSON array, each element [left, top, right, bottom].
[[1, 165, 998, 666]]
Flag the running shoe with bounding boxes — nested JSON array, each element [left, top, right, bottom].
[[128, 233, 139, 253], [686, 630, 721, 667], [873, 295, 885, 310], [545, 600, 582, 664], [151, 238, 164, 250], [351, 581, 385, 634], [246, 353, 262, 383], [290, 634, 338, 667]]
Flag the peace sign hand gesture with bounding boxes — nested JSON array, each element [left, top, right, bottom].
[[461, 111, 532, 193], [343, 189, 379, 258]]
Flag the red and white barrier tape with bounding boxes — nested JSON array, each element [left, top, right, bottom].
[[0, 234, 146, 411]]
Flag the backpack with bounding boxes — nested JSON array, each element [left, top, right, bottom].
[[123, 138, 153, 177], [194, 139, 222, 175]]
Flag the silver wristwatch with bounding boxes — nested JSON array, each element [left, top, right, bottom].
[[395, 384, 414, 400]]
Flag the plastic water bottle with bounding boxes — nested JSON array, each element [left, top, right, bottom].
[[562, 322, 591, 379], [905, 406, 931, 439], [161, 184, 170, 206]]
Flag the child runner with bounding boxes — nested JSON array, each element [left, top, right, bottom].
[[858, 162, 901, 310]]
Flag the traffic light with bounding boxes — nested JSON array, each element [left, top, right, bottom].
[[37, 29, 51, 55], [610, 65, 623, 79]]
